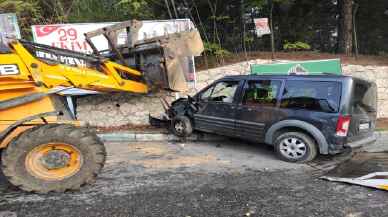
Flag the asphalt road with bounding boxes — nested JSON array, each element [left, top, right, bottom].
[[1, 140, 388, 217]]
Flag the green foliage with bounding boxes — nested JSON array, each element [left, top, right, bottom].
[[69, 0, 153, 23], [0, 0, 385, 55], [204, 42, 232, 58], [115, 0, 152, 19], [283, 41, 311, 51], [244, 36, 255, 44]]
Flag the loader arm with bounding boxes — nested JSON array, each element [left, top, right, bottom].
[[0, 40, 148, 148], [5, 40, 148, 94]]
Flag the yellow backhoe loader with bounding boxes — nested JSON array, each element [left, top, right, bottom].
[[0, 20, 203, 193]]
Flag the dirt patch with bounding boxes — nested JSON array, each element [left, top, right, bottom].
[[325, 152, 388, 178], [128, 154, 225, 169], [376, 118, 388, 131], [132, 143, 172, 156]]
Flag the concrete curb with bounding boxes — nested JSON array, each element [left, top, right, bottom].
[[98, 132, 226, 142]]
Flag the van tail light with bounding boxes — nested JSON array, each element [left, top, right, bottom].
[[336, 115, 351, 137]]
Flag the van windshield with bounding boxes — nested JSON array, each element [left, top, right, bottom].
[[352, 81, 377, 114]]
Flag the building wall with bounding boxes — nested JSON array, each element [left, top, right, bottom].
[[76, 59, 388, 127]]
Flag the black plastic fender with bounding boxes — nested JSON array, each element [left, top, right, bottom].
[[265, 120, 330, 155]]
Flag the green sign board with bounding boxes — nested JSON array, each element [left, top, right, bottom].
[[251, 59, 342, 75]]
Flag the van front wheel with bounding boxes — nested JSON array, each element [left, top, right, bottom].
[[171, 116, 193, 137], [274, 132, 317, 163]]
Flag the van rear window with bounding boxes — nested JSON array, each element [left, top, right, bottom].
[[280, 81, 341, 113], [352, 81, 377, 114]]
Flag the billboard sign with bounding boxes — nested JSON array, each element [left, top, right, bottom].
[[254, 18, 271, 37]]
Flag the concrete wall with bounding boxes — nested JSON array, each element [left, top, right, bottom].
[[76, 59, 388, 127]]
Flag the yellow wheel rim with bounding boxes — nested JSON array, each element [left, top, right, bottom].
[[25, 143, 83, 181]]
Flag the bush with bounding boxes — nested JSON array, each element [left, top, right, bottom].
[[283, 41, 311, 51], [204, 42, 232, 58]]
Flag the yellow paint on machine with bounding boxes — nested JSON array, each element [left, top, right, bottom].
[[0, 40, 148, 150]]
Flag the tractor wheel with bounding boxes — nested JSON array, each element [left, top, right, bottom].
[[1, 124, 106, 193]]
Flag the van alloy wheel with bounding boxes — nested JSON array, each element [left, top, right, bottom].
[[279, 137, 307, 160], [274, 132, 317, 163]]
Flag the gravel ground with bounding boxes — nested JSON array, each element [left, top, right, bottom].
[[1, 140, 387, 217]]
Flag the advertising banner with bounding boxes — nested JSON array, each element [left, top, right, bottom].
[[254, 18, 271, 37]]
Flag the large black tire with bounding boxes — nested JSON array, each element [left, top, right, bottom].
[[171, 115, 193, 137], [274, 131, 318, 163], [1, 124, 106, 193]]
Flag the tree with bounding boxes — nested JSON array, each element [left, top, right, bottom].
[[338, 0, 353, 55]]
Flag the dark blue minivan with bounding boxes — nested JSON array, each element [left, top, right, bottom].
[[168, 75, 377, 163]]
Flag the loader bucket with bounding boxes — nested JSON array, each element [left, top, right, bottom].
[[322, 152, 388, 191], [84, 20, 205, 92], [162, 30, 204, 92]]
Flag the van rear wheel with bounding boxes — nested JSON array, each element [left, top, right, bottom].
[[274, 132, 317, 163]]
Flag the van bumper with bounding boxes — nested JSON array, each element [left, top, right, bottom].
[[345, 134, 377, 149]]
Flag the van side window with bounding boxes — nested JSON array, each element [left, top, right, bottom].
[[201, 81, 239, 103], [280, 81, 341, 113], [242, 80, 281, 107]]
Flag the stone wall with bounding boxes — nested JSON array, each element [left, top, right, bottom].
[[76, 59, 388, 127], [342, 64, 388, 118]]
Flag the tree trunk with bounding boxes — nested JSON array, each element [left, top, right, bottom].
[[338, 0, 353, 55]]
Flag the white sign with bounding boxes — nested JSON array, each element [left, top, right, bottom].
[[254, 18, 271, 37]]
